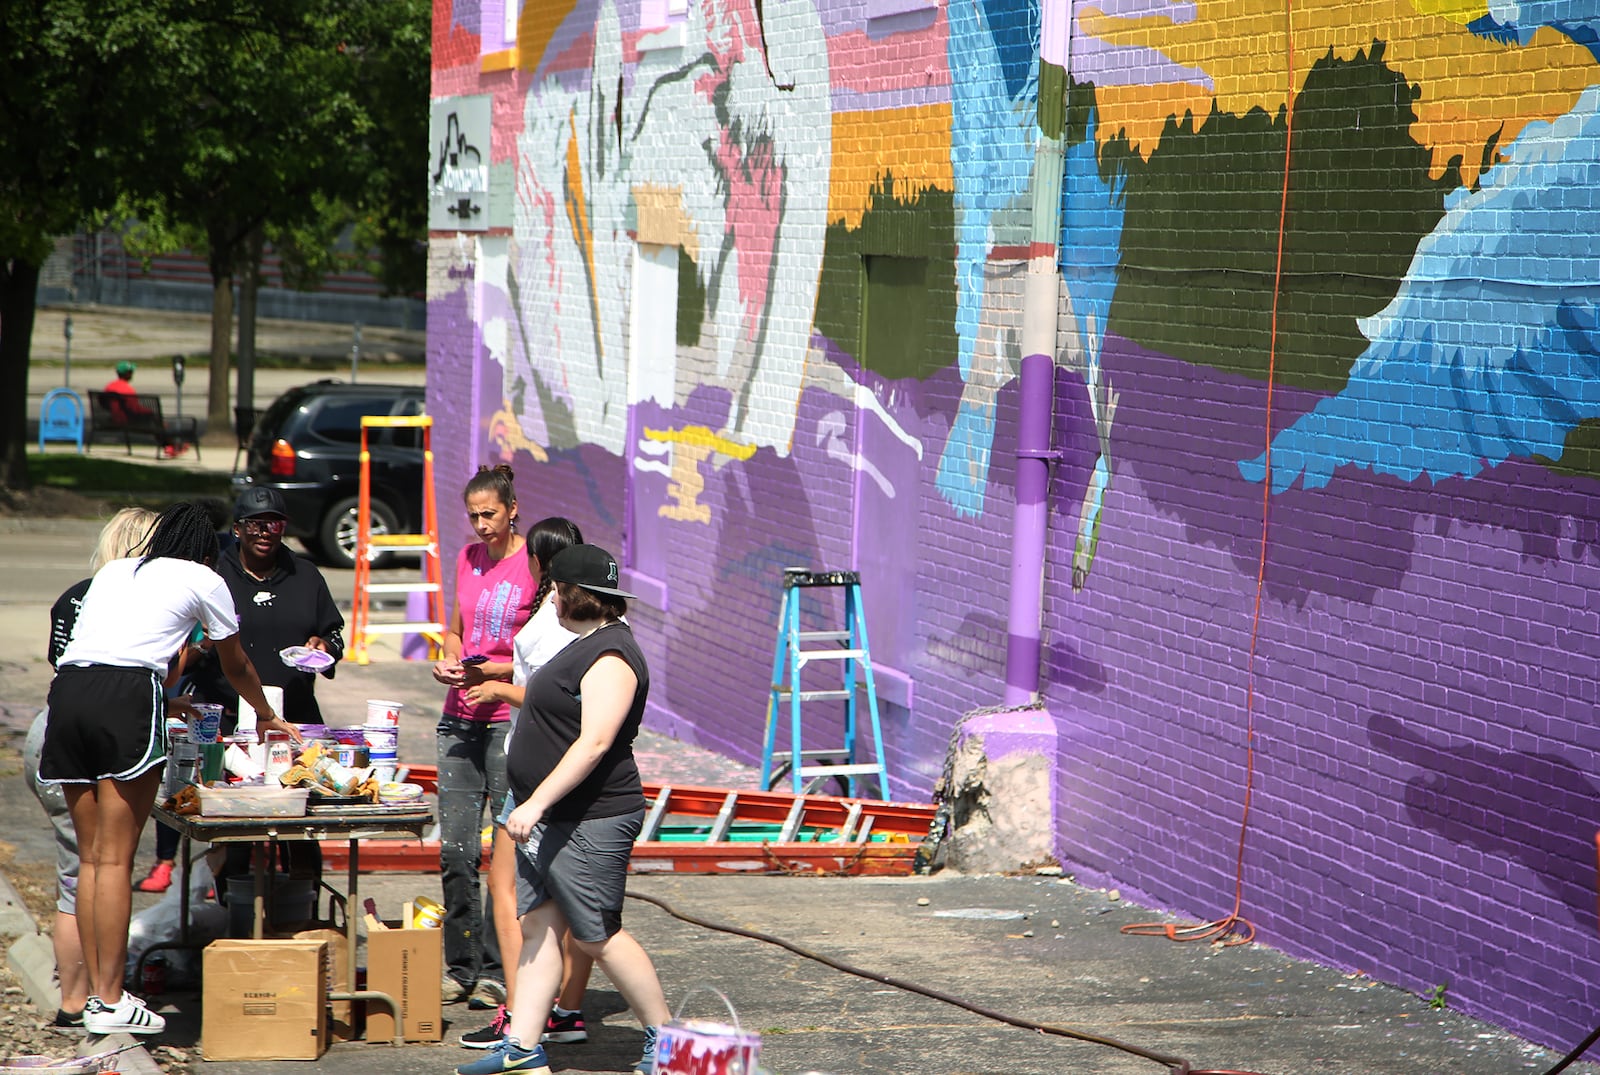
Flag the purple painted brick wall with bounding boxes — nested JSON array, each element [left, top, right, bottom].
[[428, 0, 1600, 1054]]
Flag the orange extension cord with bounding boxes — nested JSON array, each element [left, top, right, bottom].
[[1122, 0, 1297, 953]]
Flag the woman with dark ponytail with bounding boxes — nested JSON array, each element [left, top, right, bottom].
[[431, 465, 538, 1008], [457, 516, 586, 1049], [40, 501, 295, 1036]]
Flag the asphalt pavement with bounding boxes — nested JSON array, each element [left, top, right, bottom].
[[4, 319, 1600, 1073]]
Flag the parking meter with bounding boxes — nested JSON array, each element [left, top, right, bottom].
[[172, 356, 185, 419], [62, 316, 73, 387]]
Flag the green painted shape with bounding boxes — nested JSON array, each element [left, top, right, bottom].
[[815, 174, 958, 379], [1039, 60, 1067, 140], [676, 244, 706, 347], [1103, 41, 1460, 392], [1536, 419, 1600, 483]]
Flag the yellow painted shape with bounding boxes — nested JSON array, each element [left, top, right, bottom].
[[1078, 0, 1596, 182], [517, 0, 579, 72], [487, 406, 550, 463], [659, 442, 714, 524], [563, 109, 606, 366], [481, 47, 519, 73], [633, 185, 699, 260], [643, 424, 758, 460], [1410, 0, 1486, 25], [829, 105, 954, 228]]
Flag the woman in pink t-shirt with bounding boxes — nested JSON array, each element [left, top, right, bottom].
[[431, 464, 536, 1007]]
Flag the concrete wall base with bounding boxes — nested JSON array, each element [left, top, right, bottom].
[[945, 708, 1058, 874]]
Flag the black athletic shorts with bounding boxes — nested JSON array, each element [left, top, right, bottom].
[[39, 664, 166, 784]]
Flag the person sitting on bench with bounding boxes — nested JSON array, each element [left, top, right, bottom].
[[101, 361, 153, 421]]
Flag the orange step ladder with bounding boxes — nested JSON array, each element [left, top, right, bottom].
[[349, 414, 446, 665]]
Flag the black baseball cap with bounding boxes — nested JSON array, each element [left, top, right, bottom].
[[234, 486, 289, 520], [548, 544, 635, 599]]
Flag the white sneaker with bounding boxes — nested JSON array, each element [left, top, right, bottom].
[[83, 992, 166, 1035]]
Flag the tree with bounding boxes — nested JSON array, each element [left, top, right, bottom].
[[0, 1, 176, 490], [121, 0, 429, 437]]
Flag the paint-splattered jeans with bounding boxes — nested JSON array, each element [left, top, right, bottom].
[[436, 715, 509, 989]]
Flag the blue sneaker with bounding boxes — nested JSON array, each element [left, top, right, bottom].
[[633, 1025, 660, 1074], [455, 1038, 549, 1074]]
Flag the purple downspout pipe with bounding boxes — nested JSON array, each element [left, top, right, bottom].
[[1002, 44, 1069, 706]]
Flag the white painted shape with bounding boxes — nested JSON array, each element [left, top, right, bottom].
[[629, 242, 679, 406]]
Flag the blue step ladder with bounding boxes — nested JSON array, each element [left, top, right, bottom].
[[760, 568, 892, 798]]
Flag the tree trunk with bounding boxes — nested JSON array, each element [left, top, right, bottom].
[[206, 241, 235, 440], [0, 259, 41, 491], [236, 226, 264, 416]]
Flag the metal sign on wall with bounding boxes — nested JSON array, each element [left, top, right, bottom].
[[428, 95, 491, 232]]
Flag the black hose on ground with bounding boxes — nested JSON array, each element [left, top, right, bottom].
[[1539, 1019, 1600, 1075], [626, 889, 1266, 1075]]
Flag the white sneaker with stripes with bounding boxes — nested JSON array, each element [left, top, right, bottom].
[[83, 992, 166, 1035]]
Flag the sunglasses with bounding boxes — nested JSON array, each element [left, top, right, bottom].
[[240, 517, 286, 536]]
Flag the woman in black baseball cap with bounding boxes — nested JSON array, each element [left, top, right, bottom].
[[464, 545, 668, 1075]]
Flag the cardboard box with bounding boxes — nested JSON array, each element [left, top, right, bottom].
[[202, 938, 329, 1060], [365, 920, 443, 1042], [289, 926, 358, 1042]]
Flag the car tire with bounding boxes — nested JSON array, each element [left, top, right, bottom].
[[317, 496, 398, 570]]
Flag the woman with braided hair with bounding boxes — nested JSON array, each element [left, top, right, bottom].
[[40, 501, 296, 1035]]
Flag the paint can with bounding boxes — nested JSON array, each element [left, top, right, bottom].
[[654, 987, 761, 1075], [265, 736, 295, 786]]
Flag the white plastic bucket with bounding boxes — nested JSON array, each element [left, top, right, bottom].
[[366, 699, 403, 727]]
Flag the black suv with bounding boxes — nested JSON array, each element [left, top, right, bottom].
[[233, 380, 426, 569]]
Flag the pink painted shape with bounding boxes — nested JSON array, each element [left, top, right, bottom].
[[826, 8, 949, 95], [711, 128, 783, 343]]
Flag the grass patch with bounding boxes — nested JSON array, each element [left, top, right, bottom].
[[28, 453, 232, 504]]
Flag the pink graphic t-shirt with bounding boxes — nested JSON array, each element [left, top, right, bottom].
[[442, 542, 535, 722]]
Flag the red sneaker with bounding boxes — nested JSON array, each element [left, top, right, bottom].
[[135, 862, 173, 893]]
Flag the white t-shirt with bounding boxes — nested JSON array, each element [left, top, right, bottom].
[[58, 557, 239, 673], [505, 594, 577, 750]]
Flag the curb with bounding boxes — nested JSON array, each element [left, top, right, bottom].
[[0, 868, 36, 940], [0, 870, 162, 1075]]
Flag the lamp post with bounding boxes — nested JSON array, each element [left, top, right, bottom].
[[62, 316, 73, 388]]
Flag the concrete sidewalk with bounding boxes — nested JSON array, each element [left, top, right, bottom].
[[2, 501, 1598, 1072]]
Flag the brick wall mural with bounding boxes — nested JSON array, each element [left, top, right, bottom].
[[431, 0, 1600, 1051]]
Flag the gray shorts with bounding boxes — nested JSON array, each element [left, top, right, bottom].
[[23, 710, 80, 915], [515, 809, 643, 944]]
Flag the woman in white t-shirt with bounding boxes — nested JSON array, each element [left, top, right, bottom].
[[456, 516, 585, 1050], [40, 502, 297, 1036]]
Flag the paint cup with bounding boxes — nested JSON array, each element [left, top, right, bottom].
[[238, 684, 284, 734], [188, 703, 223, 744], [199, 742, 227, 784], [366, 699, 403, 727]]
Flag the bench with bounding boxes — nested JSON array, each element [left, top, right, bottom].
[[88, 391, 201, 459]]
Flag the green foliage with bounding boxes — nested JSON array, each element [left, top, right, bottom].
[[1103, 41, 1461, 391], [116, 0, 429, 292], [1425, 981, 1448, 1010]]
